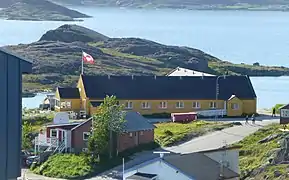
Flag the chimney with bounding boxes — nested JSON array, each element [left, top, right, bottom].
[[108, 75, 110, 79], [132, 75, 134, 80], [154, 75, 157, 80]]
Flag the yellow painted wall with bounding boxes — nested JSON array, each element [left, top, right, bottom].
[[54, 87, 81, 112], [89, 99, 226, 115], [227, 97, 243, 117], [242, 99, 257, 115], [77, 76, 87, 111]]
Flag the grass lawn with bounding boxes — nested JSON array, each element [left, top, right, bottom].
[[233, 123, 287, 179], [155, 120, 234, 147]]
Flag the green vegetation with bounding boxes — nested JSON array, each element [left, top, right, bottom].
[[88, 95, 126, 161], [155, 121, 234, 147], [22, 121, 33, 150], [232, 123, 287, 179], [33, 154, 93, 179], [272, 104, 286, 114]]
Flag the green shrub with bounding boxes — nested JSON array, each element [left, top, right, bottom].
[[34, 154, 92, 179], [272, 104, 286, 114]]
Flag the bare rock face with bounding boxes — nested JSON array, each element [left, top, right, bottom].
[[39, 24, 109, 43]]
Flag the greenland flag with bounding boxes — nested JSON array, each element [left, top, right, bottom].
[[82, 51, 94, 64]]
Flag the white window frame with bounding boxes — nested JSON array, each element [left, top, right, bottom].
[[83, 132, 90, 141], [210, 102, 217, 109], [129, 132, 133, 137], [231, 103, 239, 110], [176, 101, 184, 109], [66, 101, 71, 108], [125, 101, 133, 109], [159, 101, 167, 109], [140, 131, 144, 136], [192, 101, 200, 109], [50, 129, 58, 138], [55, 99, 60, 107], [141, 102, 151, 109]]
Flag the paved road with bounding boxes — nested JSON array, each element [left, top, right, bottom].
[[22, 116, 279, 180]]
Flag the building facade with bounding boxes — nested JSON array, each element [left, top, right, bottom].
[[55, 75, 257, 117], [35, 112, 155, 153]]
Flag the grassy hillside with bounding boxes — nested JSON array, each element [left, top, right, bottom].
[[2, 24, 289, 92]]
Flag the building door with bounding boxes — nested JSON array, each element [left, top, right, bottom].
[[62, 130, 66, 143], [134, 132, 139, 145]]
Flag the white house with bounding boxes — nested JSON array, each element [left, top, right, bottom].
[[166, 67, 215, 77], [124, 147, 240, 180]]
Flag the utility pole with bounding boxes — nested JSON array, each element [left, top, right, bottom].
[[215, 75, 226, 121]]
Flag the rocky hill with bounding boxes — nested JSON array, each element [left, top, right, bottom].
[[2, 24, 289, 92], [0, 0, 90, 21], [51, 0, 289, 11]]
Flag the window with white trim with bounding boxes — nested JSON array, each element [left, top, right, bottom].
[[159, 101, 167, 109], [210, 102, 217, 109], [83, 132, 90, 141], [129, 132, 133, 137], [125, 101, 133, 109], [141, 102, 151, 109], [231, 103, 239, 110], [50, 129, 57, 138], [140, 131, 144, 136], [192, 101, 200, 109], [60, 101, 72, 109], [176, 101, 184, 109], [55, 100, 60, 107]]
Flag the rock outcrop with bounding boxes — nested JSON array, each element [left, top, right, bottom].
[[0, 0, 90, 21], [39, 24, 109, 43]]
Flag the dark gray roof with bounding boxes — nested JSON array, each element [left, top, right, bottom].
[[126, 172, 157, 180], [81, 75, 256, 100], [124, 112, 155, 132], [0, 47, 32, 73], [91, 101, 103, 107], [164, 153, 239, 180], [57, 87, 80, 99]]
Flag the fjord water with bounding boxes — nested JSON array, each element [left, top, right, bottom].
[[1, 7, 289, 108]]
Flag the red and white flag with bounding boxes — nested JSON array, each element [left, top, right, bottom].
[[82, 51, 94, 64]]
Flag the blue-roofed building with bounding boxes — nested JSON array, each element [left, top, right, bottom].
[[0, 47, 32, 179]]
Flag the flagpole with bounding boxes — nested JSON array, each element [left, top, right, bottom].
[[81, 51, 84, 75]]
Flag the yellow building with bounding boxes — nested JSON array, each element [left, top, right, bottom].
[[55, 75, 257, 117]]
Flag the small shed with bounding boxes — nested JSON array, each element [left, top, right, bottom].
[[171, 112, 197, 122], [0, 47, 32, 179], [280, 104, 289, 124]]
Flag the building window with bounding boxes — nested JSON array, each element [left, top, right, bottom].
[[140, 131, 144, 136], [210, 102, 216, 109], [125, 101, 133, 109], [66, 101, 71, 108], [129, 132, 133, 137], [192, 101, 200, 109], [141, 102, 151, 109], [176, 101, 184, 109], [231, 103, 239, 110], [55, 100, 60, 107], [159, 101, 167, 109], [50, 129, 57, 138], [83, 132, 90, 141], [60, 101, 72, 109]]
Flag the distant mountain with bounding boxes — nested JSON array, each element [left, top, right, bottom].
[[2, 24, 289, 92], [0, 0, 91, 21], [50, 0, 289, 11]]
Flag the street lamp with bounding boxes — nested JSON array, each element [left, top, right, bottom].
[[215, 75, 226, 121]]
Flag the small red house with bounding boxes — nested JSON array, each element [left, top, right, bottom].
[[35, 112, 155, 153]]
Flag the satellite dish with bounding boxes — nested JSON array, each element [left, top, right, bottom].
[[53, 112, 69, 124]]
